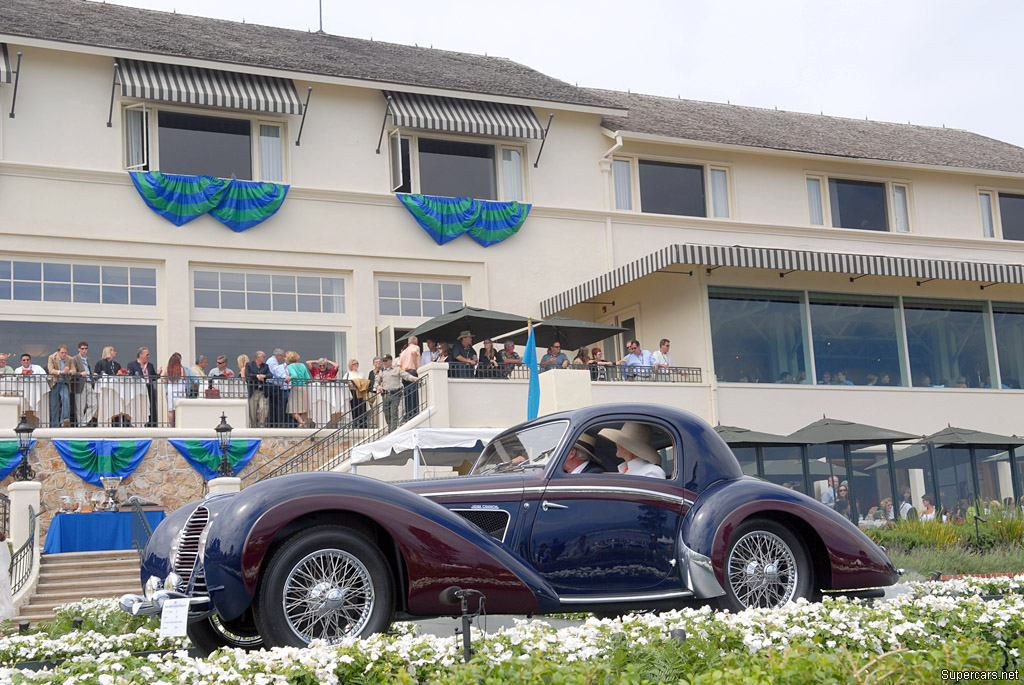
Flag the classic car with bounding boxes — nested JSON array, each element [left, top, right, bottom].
[[120, 403, 899, 653]]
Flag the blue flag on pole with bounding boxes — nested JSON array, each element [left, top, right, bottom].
[[525, 320, 540, 420]]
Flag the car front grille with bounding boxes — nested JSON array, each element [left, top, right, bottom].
[[172, 505, 209, 589], [453, 509, 510, 541]]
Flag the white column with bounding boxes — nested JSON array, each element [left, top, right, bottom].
[[419, 363, 450, 428], [8, 481, 42, 551]]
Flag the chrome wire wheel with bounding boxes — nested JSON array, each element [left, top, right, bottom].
[[726, 530, 798, 609], [281, 548, 375, 643]]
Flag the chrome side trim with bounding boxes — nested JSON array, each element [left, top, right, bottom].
[[424, 484, 693, 507], [559, 589, 694, 604], [680, 537, 725, 598]]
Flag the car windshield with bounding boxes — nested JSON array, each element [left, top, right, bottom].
[[474, 421, 569, 475]]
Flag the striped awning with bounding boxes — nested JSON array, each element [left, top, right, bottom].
[[1, 44, 11, 84], [384, 90, 544, 139], [118, 59, 303, 115], [540, 243, 1024, 316]]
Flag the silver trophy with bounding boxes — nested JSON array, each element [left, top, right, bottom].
[[100, 476, 123, 511]]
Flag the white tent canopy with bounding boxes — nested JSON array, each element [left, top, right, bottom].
[[348, 427, 503, 478]]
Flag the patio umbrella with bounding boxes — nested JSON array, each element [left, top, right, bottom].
[[786, 417, 917, 444], [882, 426, 1023, 469], [714, 424, 796, 446], [501, 316, 626, 350], [397, 306, 529, 344]]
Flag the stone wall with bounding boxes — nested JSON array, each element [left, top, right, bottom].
[[1, 437, 306, 538]]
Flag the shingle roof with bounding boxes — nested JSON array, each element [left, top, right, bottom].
[[0, 0, 614, 109], [590, 88, 1024, 174]]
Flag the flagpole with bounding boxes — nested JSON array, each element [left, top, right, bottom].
[[525, 318, 540, 420]]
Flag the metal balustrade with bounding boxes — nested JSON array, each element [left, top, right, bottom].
[[244, 376, 428, 483], [0, 492, 8, 540], [447, 364, 702, 383], [0, 374, 355, 428]]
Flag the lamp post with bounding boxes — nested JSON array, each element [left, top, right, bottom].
[[215, 412, 234, 477], [13, 413, 35, 481]]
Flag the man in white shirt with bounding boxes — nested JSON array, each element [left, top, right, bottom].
[[651, 338, 673, 381], [15, 354, 45, 376]]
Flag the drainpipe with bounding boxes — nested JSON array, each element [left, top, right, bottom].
[[599, 135, 623, 271]]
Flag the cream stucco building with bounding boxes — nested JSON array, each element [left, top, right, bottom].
[[3, 0, 1024, 510]]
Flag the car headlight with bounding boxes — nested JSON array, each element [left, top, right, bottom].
[[163, 572, 182, 592], [144, 575, 161, 600]]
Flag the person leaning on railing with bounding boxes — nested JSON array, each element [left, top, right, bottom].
[[244, 351, 270, 427], [343, 359, 370, 427], [619, 340, 654, 380]]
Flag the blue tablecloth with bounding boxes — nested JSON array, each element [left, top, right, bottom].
[[43, 511, 166, 554]]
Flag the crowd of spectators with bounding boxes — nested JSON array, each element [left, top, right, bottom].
[[0, 334, 685, 430]]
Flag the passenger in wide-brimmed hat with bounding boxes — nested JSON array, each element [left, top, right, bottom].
[[598, 422, 666, 479], [563, 433, 603, 474], [451, 330, 477, 379]]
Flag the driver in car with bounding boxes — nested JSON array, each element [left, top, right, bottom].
[[563, 434, 603, 474], [598, 422, 666, 479]]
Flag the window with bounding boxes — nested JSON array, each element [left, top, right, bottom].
[[979, 190, 1024, 241], [614, 158, 730, 218], [195, 327, 345, 373], [389, 133, 524, 200], [903, 298, 996, 388], [808, 293, 904, 386], [0, 322, 156, 368], [377, 280, 463, 317], [193, 270, 344, 313], [639, 160, 705, 216], [807, 175, 911, 232], [123, 106, 285, 181], [0, 260, 156, 306], [709, 287, 809, 383], [992, 303, 1024, 388]]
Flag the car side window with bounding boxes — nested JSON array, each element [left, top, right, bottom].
[[562, 421, 675, 479]]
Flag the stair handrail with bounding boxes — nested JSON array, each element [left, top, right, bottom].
[[11, 502, 45, 596], [252, 376, 428, 482]]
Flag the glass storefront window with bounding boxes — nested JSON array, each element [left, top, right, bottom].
[[0, 321, 156, 368], [851, 446, 895, 527], [732, 446, 758, 477], [761, 445, 806, 494], [934, 447, 977, 519], [808, 293, 903, 386], [975, 448, 1016, 510], [992, 304, 1024, 389], [709, 288, 809, 384], [194, 327, 346, 374], [904, 298, 996, 388]]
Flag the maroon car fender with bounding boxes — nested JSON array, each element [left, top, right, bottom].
[[682, 477, 898, 591], [215, 475, 561, 618]]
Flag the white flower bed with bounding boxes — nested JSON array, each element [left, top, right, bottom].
[[0, 575, 1021, 683]]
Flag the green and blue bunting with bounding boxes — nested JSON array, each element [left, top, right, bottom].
[[52, 439, 151, 486], [129, 171, 289, 232], [0, 440, 36, 481], [397, 194, 529, 246], [168, 439, 261, 480]]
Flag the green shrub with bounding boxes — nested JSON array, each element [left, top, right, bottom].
[[888, 545, 1024, 576]]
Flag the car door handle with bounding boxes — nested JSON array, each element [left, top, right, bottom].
[[542, 500, 568, 511]]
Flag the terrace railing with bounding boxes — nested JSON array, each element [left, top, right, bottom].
[[0, 491, 9, 540], [0, 374, 353, 429], [449, 363, 702, 383]]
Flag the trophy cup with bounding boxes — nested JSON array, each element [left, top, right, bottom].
[[100, 476, 123, 511]]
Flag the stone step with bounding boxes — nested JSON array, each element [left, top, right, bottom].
[[35, 579, 142, 594], [41, 557, 140, 570], [40, 568, 140, 582], [42, 551, 140, 561]]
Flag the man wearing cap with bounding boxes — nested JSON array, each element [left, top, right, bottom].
[[374, 354, 417, 432], [496, 340, 522, 378], [598, 422, 666, 479], [563, 434, 603, 474], [451, 330, 477, 379]]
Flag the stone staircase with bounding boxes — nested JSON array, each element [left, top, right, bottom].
[[14, 550, 142, 625]]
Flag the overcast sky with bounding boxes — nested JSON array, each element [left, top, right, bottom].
[[106, 0, 1024, 147]]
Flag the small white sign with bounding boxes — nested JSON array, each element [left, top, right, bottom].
[[158, 598, 190, 637]]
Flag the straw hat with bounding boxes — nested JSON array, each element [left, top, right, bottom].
[[574, 433, 599, 461], [598, 422, 661, 464]]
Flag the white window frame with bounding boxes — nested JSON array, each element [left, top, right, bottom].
[[613, 155, 733, 219], [375, 275, 467, 327], [121, 103, 288, 182], [976, 186, 1024, 240], [189, 266, 348, 322], [806, 172, 914, 233], [387, 130, 528, 201]]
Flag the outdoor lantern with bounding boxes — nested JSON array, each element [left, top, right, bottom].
[[13, 413, 35, 481], [215, 413, 234, 477]]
